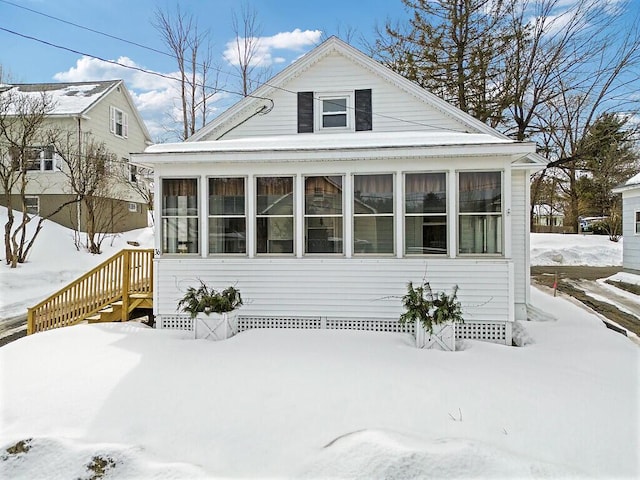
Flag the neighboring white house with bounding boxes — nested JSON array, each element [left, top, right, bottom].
[[533, 203, 564, 229], [0, 80, 152, 232], [613, 173, 640, 272], [134, 37, 547, 344]]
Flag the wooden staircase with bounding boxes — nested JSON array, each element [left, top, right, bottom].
[[27, 249, 154, 334]]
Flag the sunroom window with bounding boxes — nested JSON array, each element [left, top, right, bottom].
[[304, 176, 343, 254], [353, 174, 394, 254], [161, 178, 198, 254], [405, 172, 447, 255], [458, 171, 502, 254], [256, 176, 294, 254], [209, 177, 246, 254]]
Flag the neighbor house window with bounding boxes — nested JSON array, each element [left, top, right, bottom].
[[256, 177, 294, 254], [209, 177, 246, 254], [353, 174, 394, 254], [15, 146, 57, 172], [110, 106, 129, 138], [635, 211, 640, 235], [405, 172, 447, 255], [24, 196, 39, 216], [304, 176, 343, 254], [161, 178, 198, 254], [458, 171, 502, 254], [127, 158, 137, 183]]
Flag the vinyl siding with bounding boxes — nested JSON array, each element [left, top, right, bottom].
[[622, 190, 640, 271], [211, 51, 465, 140], [155, 257, 511, 322]]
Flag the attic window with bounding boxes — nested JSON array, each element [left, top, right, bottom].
[[321, 97, 348, 128], [110, 106, 129, 138]]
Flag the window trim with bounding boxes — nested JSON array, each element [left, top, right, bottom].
[[352, 172, 395, 256], [635, 210, 640, 235], [208, 176, 248, 256], [303, 175, 345, 255], [24, 195, 39, 216], [315, 92, 353, 132], [255, 175, 296, 256], [110, 106, 129, 138], [457, 170, 504, 256], [404, 171, 448, 256], [160, 177, 200, 255]]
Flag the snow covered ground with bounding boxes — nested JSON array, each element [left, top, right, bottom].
[[530, 232, 623, 266], [1, 216, 638, 478]]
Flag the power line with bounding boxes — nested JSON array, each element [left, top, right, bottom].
[[0, 23, 466, 133]]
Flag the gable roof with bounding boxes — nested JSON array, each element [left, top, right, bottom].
[[1, 80, 152, 142], [189, 36, 510, 143]]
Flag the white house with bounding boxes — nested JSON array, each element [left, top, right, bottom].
[[0, 80, 152, 232], [613, 173, 640, 272], [134, 37, 546, 344]]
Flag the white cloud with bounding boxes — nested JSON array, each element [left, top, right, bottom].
[[223, 28, 322, 67]]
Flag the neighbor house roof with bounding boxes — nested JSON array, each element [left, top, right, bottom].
[[612, 172, 640, 193], [1, 80, 152, 141]]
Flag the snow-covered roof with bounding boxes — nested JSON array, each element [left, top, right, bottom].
[[0, 80, 119, 116], [533, 204, 564, 216], [146, 130, 518, 155], [612, 172, 640, 193]]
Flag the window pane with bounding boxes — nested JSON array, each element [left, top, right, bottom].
[[459, 215, 502, 254], [162, 179, 198, 216], [405, 215, 447, 255], [305, 176, 342, 214], [162, 217, 199, 254], [209, 177, 245, 215], [256, 217, 294, 254], [323, 114, 347, 128], [354, 216, 394, 254], [257, 177, 293, 214], [305, 217, 343, 253], [323, 98, 346, 113], [459, 172, 501, 213], [354, 174, 394, 214], [405, 173, 446, 213], [209, 217, 246, 254]]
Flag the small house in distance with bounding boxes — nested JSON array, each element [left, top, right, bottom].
[[134, 37, 547, 344], [0, 80, 152, 232], [613, 174, 640, 272]]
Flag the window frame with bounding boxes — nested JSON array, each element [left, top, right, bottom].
[[110, 106, 129, 138], [255, 176, 295, 255], [635, 210, 640, 235], [457, 170, 504, 256], [352, 172, 395, 256], [303, 175, 344, 255], [315, 92, 352, 132], [24, 196, 39, 216], [404, 171, 448, 256], [160, 177, 200, 255], [208, 176, 247, 255]]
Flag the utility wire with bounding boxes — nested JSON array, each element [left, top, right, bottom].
[[0, 18, 467, 133]]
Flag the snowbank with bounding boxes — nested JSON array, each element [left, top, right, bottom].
[[530, 233, 622, 266]]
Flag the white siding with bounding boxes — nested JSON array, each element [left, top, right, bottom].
[[622, 190, 640, 271], [511, 170, 529, 319], [155, 257, 511, 322], [210, 51, 465, 140]]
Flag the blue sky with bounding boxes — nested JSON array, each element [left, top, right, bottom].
[[1, 0, 638, 141], [1, 0, 407, 139]]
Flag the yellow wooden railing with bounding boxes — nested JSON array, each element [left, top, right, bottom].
[[27, 249, 154, 334]]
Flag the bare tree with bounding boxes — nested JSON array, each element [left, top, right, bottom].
[[153, 5, 219, 139], [230, 2, 270, 96]]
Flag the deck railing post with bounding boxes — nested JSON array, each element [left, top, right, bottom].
[[121, 250, 131, 322], [27, 308, 34, 335]]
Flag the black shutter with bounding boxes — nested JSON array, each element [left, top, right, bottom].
[[297, 91, 314, 133], [355, 89, 372, 131]]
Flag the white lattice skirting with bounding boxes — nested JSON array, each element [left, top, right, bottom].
[[158, 315, 511, 344]]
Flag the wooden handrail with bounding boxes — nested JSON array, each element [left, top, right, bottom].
[[27, 249, 154, 334]]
